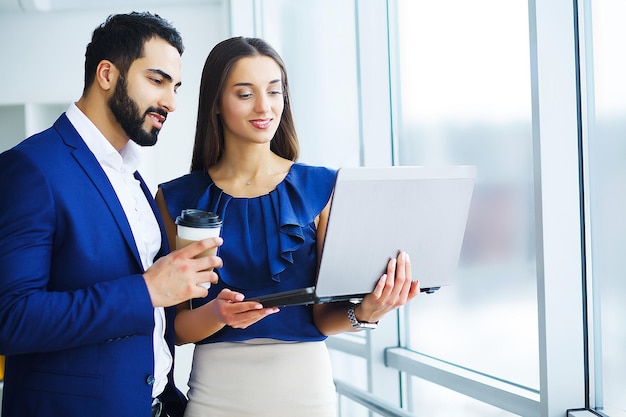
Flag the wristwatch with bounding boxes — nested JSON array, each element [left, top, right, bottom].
[[347, 305, 378, 330]]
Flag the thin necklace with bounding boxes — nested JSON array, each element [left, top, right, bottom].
[[245, 170, 288, 185]]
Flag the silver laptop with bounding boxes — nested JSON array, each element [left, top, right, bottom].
[[250, 165, 476, 308]]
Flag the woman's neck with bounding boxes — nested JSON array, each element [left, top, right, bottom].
[[209, 149, 294, 196]]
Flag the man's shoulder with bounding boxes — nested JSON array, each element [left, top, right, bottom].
[[6, 114, 74, 155]]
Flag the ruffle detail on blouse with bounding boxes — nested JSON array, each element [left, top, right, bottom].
[[265, 165, 335, 283], [267, 181, 307, 280], [173, 164, 336, 289]]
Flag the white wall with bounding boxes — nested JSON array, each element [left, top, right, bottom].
[[0, 2, 229, 194]]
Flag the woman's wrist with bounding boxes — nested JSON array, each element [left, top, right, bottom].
[[353, 303, 379, 324]]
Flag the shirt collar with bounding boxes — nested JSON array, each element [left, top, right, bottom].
[[65, 103, 142, 174]]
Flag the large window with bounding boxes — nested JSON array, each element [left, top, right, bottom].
[[395, 0, 538, 394]]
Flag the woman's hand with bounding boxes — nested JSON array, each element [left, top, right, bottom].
[[207, 288, 280, 329], [354, 251, 420, 324], [175, 288, 279, 344]]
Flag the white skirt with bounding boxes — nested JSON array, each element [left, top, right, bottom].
[[183, 339, 337, 417]]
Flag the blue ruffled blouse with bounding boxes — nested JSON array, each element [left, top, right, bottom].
[[159, 163, 337, 343]]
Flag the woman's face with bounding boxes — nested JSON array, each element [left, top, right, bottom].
[[219, 55, 285, 146]]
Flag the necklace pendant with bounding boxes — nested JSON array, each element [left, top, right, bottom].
[[246, 180, 252, 185]]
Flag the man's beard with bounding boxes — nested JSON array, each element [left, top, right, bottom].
[[108, 74, 166, 147]]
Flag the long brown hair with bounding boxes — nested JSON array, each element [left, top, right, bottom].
[[190, 37, 299, 172]]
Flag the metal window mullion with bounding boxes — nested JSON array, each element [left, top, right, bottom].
[[529, 0, 587, 415], [355, 0, 394, 167], [386, 347, 540, 416]]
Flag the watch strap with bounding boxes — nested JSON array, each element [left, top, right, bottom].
[[348, 305, 378, 330]]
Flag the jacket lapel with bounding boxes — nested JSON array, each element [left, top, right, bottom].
[[135, 170, 171, 260], [53, 114, 144, 269]]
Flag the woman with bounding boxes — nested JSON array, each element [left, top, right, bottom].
[[156, 36, 420, 417]]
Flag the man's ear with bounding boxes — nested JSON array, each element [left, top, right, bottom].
[[95, 60, 117, 91]]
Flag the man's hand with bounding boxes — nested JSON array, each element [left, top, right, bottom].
[[143, 237, 223, 307]]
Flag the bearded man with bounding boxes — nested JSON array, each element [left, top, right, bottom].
[[0, 12, 223, 417]]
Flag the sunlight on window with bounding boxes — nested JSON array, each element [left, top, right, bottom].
[[397, 0, 531, 124], [395, 0, 539, 393]]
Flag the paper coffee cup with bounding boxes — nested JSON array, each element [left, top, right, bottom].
[[175, 209, 222, 288]]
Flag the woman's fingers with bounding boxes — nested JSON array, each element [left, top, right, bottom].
[[372, 252, 417, 304], [371, 273, 388, 299]]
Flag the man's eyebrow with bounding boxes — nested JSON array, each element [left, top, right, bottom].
[[148, 69, 182, 87]]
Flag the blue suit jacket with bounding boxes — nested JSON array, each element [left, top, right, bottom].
[[0, 114, 186, 417]]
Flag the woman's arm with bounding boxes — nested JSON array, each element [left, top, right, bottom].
[[155, 189, 178, 251], [312, 199, 421, 336]]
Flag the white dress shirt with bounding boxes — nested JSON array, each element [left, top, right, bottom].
[[66, 103, 172, 398]]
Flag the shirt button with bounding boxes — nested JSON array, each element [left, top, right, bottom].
[[146, 375, 155, 386]]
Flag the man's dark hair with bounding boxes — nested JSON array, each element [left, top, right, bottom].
[[83, 11, 184, 94]]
